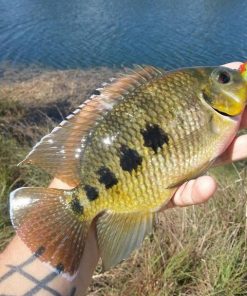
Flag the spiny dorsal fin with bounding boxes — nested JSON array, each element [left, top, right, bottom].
[[20, 66, 166, 186], [103, 65, 165, 98]]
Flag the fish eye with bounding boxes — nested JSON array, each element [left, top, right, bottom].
[[215, 70, 231, 84]]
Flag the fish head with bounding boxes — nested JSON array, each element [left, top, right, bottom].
[[200, 65, 247, 117]]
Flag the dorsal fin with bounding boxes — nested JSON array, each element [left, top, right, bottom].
[[20, 66, 165, 186]]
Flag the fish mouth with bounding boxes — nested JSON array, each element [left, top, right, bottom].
[[202, 91, 241, 120], [212, 107, 235, 118], [212, 106, 241, 122]]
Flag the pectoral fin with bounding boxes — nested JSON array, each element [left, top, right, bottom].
[[96, 211, 154, 270]]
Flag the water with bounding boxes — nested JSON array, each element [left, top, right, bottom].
[[0, 0, 247, 69]]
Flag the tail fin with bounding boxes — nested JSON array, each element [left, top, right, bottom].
[[10, 187, 90, 277]]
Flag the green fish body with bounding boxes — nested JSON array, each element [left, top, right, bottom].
[[10, 66, 247, 276]]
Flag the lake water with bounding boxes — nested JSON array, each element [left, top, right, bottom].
[[0, 0, 247, 69]]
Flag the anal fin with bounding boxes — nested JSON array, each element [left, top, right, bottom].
[[96, 211, 154, 270]]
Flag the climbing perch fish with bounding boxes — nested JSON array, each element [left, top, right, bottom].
[[9, 64, 247, 277]]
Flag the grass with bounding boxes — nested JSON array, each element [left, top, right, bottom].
[[0, 63, 246, 295], [89, 169, 247, 296], [0, 63, 116, 249]]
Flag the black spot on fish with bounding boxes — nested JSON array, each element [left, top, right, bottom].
[[92, 89, 101, 96], [70, 197, 84, 215], [141, 123, 169, 153], [97, 166, 118, 189], [84, 185, 99, 201], [35, 246, 45, 257], [55, 263, 64, 274], [119, 145, 143, 172]]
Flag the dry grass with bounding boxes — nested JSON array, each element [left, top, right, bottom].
[[0, 64, 246, 295], [0, 62, 117, 144], [88, 166, 247, 296], [0, 63, 116, 249]]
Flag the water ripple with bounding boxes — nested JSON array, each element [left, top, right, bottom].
[[0, 0, 247, 68]]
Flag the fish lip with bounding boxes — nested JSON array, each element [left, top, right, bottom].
[[201, 90, 243, 121], [212, 107, 241, 121], [212, 107, 234, 118]]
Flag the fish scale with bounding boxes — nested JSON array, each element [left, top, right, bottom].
[[80, 73, 218, 214], [9, 65, 247, 274]]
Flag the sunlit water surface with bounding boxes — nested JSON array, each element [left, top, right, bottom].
[[0, 0, 247, 69]]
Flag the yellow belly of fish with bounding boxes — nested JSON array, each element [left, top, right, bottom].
[[91, 186, 175, 214]]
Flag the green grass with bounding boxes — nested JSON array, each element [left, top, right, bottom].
[[0, 64, 246, 295]]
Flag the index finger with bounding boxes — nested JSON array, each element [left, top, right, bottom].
[[223, 62, 243, 70], [213, 134, 247, 166]]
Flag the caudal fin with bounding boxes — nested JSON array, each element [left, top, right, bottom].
[[10, 187, 90, 276]]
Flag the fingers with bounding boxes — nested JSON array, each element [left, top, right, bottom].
[[164, 176, 217, 209], [223, 62, 243, 69], [214, 134, 247, 166], [49, 178, 74, 190]]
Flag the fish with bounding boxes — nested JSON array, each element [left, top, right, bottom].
[[9, 64, 247, 277]]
